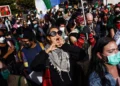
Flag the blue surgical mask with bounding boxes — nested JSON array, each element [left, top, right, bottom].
[[1, 69, 10, 80], [107, 52, 120, 65], [34, 24, 38, 28], [19, 34, 23, 38]]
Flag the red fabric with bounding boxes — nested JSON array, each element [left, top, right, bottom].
[[103, 9, 108, 14], [88, 33, 96, 47], [74, 34, 85, 48], [65, 5, 68, 9], [74, 42, 79, 46], [117, 4, 120, 7], [17, 37, 22, 41], [75, 16, 84, 24], [42, 68, 52, 86], [103, 16, 108, 22], [116, 23, 120, 30], [77, 38, 85, 48], [79, 34, 85, 39]]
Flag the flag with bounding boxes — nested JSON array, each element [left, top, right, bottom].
[[94, 2, 98, 8], [35, 0, 66, 14]]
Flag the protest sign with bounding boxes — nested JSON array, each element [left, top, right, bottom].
[[0, 5, 11, 17]]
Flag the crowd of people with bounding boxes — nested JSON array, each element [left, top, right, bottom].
[[0, 1, 120, 86]]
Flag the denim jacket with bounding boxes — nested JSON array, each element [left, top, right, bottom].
[[88, 71, 116, 86], [88, 64, 120, 86]]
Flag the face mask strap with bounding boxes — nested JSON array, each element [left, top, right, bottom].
[[100, 54, 108, 63]]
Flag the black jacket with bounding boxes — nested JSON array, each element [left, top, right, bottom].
[[30, 43, 87, 86]]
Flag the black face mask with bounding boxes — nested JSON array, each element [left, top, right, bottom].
[[115, 11, 120, 15], [23, 43, 32, 49]]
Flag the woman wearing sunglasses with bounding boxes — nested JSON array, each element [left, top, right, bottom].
[[30, 26, 87, 86]]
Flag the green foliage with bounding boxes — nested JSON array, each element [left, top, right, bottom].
[[0, 0, 35, 14], [17, 0, 35, 9], [0, 0, 15, 5], [10, 3, 20, 14], [0, 0, 19, 14]]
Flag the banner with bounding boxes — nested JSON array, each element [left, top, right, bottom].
[[0, 5, 11, 17], [35, 0, 66, 14]]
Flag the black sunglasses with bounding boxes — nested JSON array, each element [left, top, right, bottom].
[[49, 30, 62, 37]]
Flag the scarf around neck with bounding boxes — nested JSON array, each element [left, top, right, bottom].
[[45, 44, 71, 81]]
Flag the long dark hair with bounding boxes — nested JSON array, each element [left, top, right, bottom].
[[87, 37, 115, 86]]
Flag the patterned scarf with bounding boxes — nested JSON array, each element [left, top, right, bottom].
[[45, 44, 71, 81]]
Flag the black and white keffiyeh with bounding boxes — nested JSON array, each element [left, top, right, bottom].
[[45, 44, 71, 81]]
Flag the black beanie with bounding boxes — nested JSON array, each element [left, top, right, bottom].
[[23, 30, 36, 41]]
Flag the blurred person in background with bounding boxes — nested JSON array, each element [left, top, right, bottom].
[[107, 5, 120, 38], [0, 58, 28, 86], [100, 13, 109, 37], [0, 18, 6, 29], [0, 29, 15, 65], [75, 15, 85, 33], [113, 16, 120, 50], [56, 17, 68, 42]]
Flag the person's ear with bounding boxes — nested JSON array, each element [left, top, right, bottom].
[[97, 52, 102, 59]]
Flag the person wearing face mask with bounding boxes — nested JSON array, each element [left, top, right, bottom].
[[59, 24, 68, 41], [56, 18, 68, 42], [107, 5, 120, 38], [21, 30, 43, 74], [87, 37, 120, 86], [101, 13, 109, 37], [75, 15, 85, 34], [33, 20, 38, 29], [113, 16, 120, 50], [0, 59, 28, 86], [13, 19, 22, 29], [0, 30, 16, 68], [0, 59, 10, 86]]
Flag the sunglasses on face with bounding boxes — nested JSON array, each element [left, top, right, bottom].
[[49, 30, 62, 37]]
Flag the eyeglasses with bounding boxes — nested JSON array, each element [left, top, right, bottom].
[[49, 30, 62, 37]]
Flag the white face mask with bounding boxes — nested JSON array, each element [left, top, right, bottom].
[[17, 25, 20, 27], [27, 21, 31, 25], [59, 27, 65, 32], [0, 37, 5, 43]]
